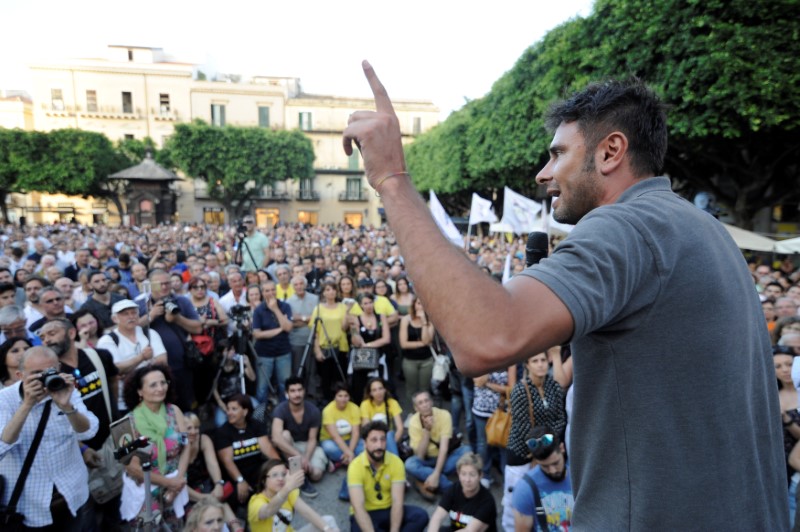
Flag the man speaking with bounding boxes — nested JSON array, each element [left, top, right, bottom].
[[342, 63, 786, 529]]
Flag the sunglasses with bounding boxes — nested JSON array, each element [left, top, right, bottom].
[[374, 481, 383, 500], [527, 433, 555, 451], [191, 285, 207, 290]]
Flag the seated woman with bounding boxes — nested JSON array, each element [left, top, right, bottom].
[[359, 377, 403, 456], [213, 394, 281, 509], [211, 340, 258, 427], [183, 411, 242, 532], [428, 452, 497, 532], [320, 382, 364, 465], [184, 498, 225, 532], [120, 364, 191, 528], [248, 459, 339, 532]]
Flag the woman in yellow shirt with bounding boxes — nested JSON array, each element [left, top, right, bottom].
[[359, 377, 404, 456], [310, 281, 351, 401], [247, 459, 338, 532]]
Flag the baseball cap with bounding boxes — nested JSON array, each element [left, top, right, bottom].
[[112, 299, 139, 314]]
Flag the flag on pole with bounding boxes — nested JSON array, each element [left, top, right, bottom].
[[428, 190, 464, 246], [468, 193, 498, 226], [501, 253, 512, 285], [500, 187, 542, 234]]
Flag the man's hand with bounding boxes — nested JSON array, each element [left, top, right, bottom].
[[83, 447, 103, 468], [424, 472, 440, 492], [421, 414, 434, 431], [266, 295, 279, 312], [149, 301, 166, 321], [21, 373, 46, 408], [140, 345, 154, 361], [50, 373, 77, 410], [210, 483, 224, 501], [342, 61, 407, 189], [237, 480, 251, 503]]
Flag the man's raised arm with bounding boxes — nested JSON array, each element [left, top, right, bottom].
[[342, 61, 573, 376]]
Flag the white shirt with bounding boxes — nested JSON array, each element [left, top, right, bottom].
[[219, 290, 248, 334], [97, 327, 166, 410], [0, 385, 99, 527]]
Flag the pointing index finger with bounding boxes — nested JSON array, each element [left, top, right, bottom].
[[362, 60, 395, 115]]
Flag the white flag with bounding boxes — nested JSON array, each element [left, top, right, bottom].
[[428, 190, 464, 246], [501, 253, 512, 285], [500, 187, 542, 234], [468, 193, 498, 226]]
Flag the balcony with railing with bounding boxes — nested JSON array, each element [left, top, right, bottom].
[[259, 188, 291, 201], [338, 189, 369, 202], [296, 190, 320, 201]]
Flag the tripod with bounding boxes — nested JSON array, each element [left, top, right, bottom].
[[297, 297, 347, 400], [234, 228, 261, 272]]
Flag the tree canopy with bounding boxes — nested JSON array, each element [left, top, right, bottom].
[[164, 120, 315, 220], [407, 0, 800, 227]]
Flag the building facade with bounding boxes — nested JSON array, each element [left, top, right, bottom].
[[19, 45, 439, 227]]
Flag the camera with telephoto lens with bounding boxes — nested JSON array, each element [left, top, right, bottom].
[[38, 368, 67, 392], [229, 304, 250, 322], [162, 296, 180, 316]]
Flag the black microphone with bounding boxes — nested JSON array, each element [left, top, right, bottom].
[[525, 232, 549, 267]]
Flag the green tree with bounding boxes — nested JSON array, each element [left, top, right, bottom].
[[0, 128, 40, 223], [410, 0, 800, 227], [166, 120, 315, 219]]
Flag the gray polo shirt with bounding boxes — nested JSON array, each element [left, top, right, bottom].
[[286, 292, 319, 347], [523, 176, 786, 529]]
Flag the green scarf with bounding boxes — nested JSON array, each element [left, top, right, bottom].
[[133, 402, 168, 473]]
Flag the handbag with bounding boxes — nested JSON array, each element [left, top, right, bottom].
[[485, 391, 511, 448], [430, 346, 450, 385], [183, 335, 205, 369], [191, 333, 215, 357], [0, 400, 52, 531], [351, 347, 379, 371]]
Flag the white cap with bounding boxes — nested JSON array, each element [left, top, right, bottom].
[[111, 299, 139, 314]]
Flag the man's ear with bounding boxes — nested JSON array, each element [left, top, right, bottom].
[[596, 131, 628, 175]]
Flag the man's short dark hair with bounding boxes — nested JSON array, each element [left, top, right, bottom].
[[545, 78, 668, 178], [23, 276, 48, 288], [87, 270, 107, 283], [0, 282, 15, 295], [362, 420, 389, 440], [284, 376, 304, 390], [527, 426, 561, 461]]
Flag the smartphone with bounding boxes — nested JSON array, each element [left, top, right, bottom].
[[110, 415, 137, 449], [288, 455, 302, 474]]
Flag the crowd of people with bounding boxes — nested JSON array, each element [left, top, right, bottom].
[[0, 217, 798, 531]]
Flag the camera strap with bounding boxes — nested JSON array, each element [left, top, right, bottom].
[[7, 399, 52, 513]]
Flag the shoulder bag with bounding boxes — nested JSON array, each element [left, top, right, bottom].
[[0, 400, 52, 531], [83, 348, 125, 504], [485, 390, 512, 448], [351, 347, 380, 371]]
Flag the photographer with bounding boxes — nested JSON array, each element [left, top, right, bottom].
[[237, 216, 269, 273], [211, 340, 257, 427], [0, 345, 99, 529], [136, 269, 202, 412]]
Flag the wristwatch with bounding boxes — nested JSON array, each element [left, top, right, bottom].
[[217, 479, 226, 486], [236, 476, 244, 484]]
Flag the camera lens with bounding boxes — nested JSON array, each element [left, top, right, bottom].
[[44, 373, 67, 392]]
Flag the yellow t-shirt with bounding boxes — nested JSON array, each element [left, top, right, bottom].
[[359, 398, 402, 428], [408, 407, 453, 458], [276, 283, 295, 301], [348, 295, 396, 317], [248, 488, 299, 532], [309, 303, 349, 352], [347, 451, 406, 512], [320, 400, 361, 442]]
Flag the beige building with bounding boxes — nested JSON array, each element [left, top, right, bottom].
[[18, 45, 439, 227]]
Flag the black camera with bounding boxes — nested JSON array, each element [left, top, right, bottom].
[[229, 304, 250, 322], [236, 221, 248, 239], [163, 297, 180, 316], [39, 368, 67, 392]]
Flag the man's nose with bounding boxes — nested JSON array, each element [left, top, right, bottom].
[[535, 162, 552, 185]]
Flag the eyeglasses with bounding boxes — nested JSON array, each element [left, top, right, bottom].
[[374, 481, 383, 500], [191, 285, 207, 290], [43, 297, 63, 304], [527, 433, 554, 451]]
